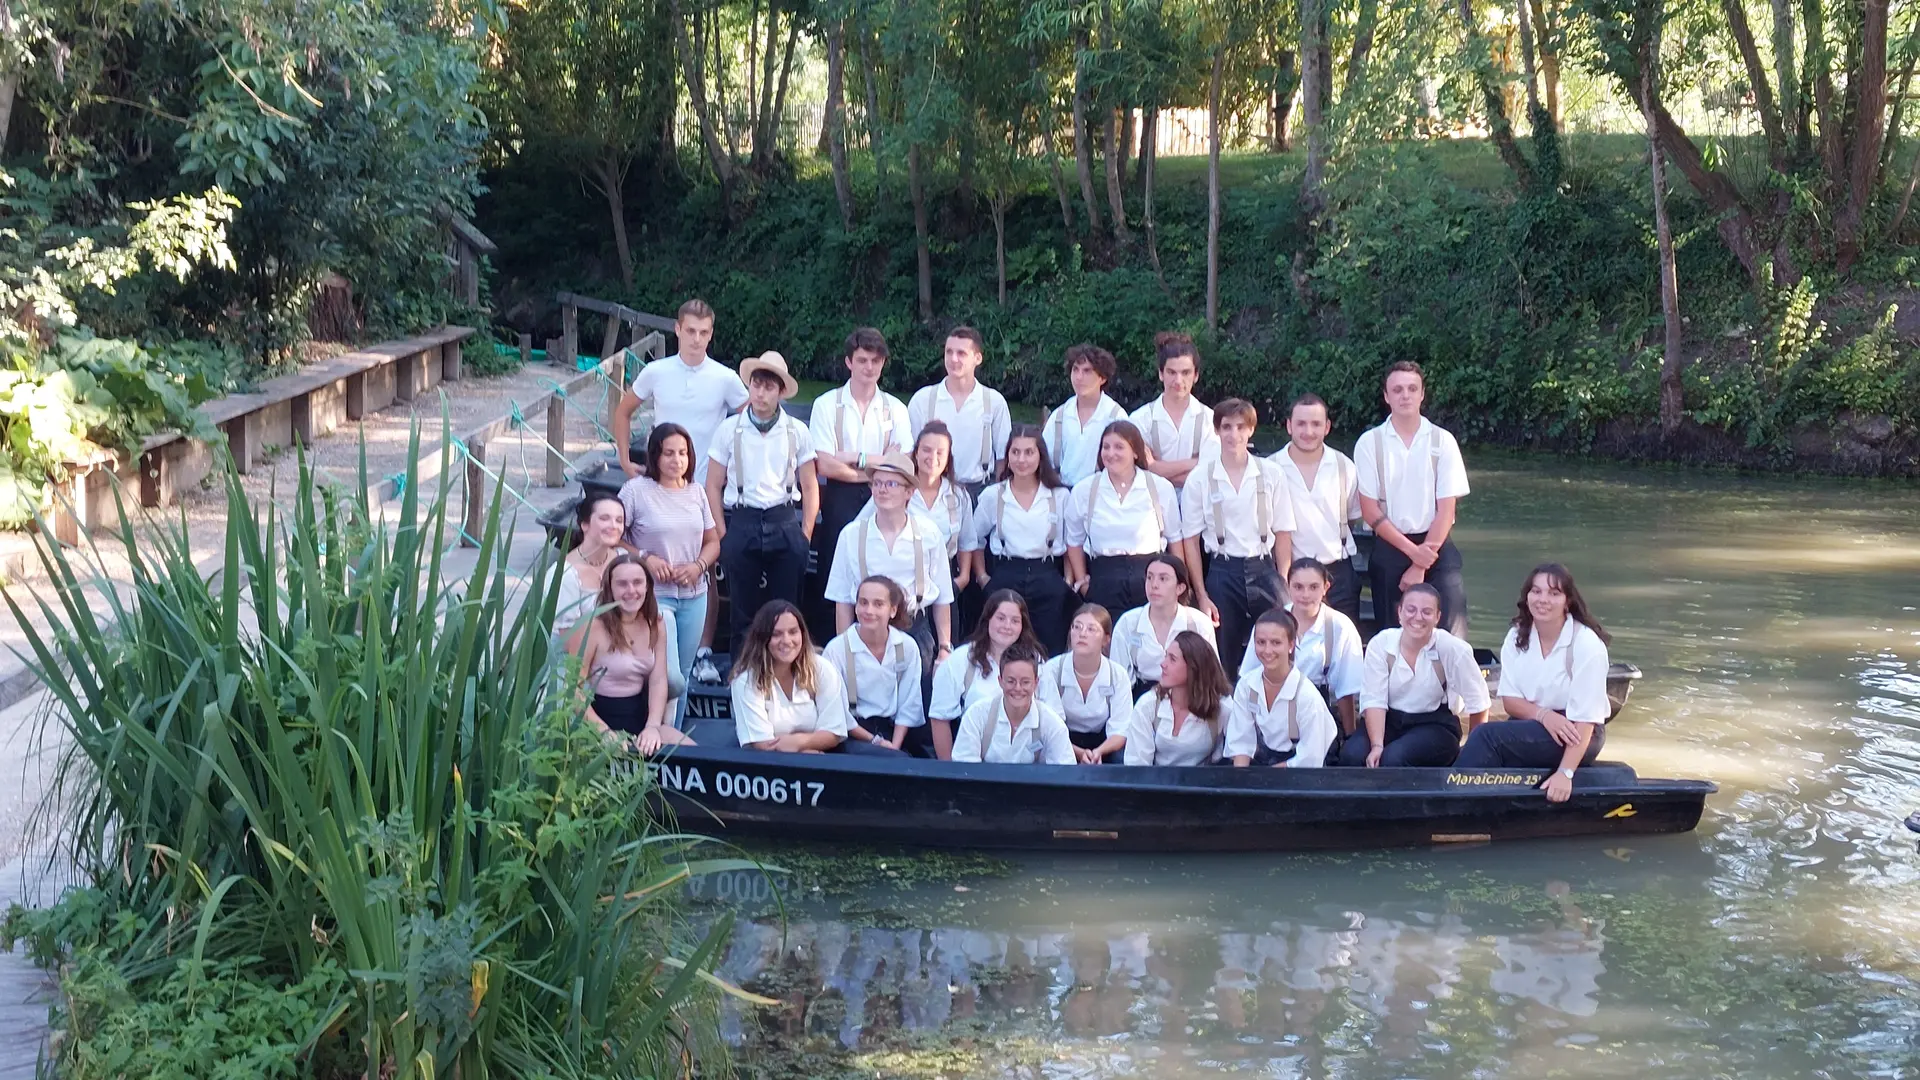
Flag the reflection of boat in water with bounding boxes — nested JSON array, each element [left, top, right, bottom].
[[655, 726, 1713, 852]]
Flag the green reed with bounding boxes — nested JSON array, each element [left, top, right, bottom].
[[5, 429, 758, 1078]]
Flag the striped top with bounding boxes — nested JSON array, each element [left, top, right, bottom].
[[619, 476, 716, 599]]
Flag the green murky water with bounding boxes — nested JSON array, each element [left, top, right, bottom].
[[706, 455, 1920, 1078]]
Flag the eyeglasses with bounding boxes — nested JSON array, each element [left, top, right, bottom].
[[870, 478, 907, 491]]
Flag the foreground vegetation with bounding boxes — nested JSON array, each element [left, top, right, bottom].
[[0, 445, 743, 1078]]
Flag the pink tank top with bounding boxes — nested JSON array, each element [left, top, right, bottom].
[[592, 625, 656, 697]]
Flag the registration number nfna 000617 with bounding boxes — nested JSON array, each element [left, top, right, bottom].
[[649, 761, 825, 806]]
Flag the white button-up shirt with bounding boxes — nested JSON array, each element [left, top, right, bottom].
[[908, 381, 1013, 485], [1180, 456, 1297, 558], [1224, 668, 1338, 766], [732, 660, 852, 745], [965, 481, 1069, 558], [1121, 690, 1234, 766], [928, 643, 1000, 721], [632, 354, 749, 484], [826, 627, 926, 728], [1272, 443, 1360, 563], [1037, 654, 1131, 734], [952, 696, 1076, 764], [707, 410, 815, 509], [1128, 396, 1219, 480], [1496, 619, 1611, 724], [1063, 470, 1184, 557], [1237, 603, 1365, 701], [1359, 628, 1491, 715], [1110, 604, 1218, 684], [810, 384, 911, 460], [1044, 394, 1129, 487], [823, 514, 955, 612], [856, 481, 973, 559], [1353, 417, 1470, 535]]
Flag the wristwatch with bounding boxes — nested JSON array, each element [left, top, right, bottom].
[[1559, 768, 1575, 780]]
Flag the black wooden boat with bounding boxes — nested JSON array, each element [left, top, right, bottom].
[[647, 726, 1713, 853]]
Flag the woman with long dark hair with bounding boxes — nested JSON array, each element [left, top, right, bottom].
[[555, 493, 629, 639], [622, 421, 719, 712], [731, 600, 850, 753], [965, 424, 1075, 653], [1063, 420, 1184, 616], [1455, 564, 1613, 801], [927, 588, 1044, 759], [1121, 630, 1238, 766]]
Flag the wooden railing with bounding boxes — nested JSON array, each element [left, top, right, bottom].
[[550, 292, 675, 369]]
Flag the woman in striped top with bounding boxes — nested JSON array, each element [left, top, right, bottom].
[[620, 422, 719, 711]]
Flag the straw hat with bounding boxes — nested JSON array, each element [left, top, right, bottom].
[[866, 451, 917, 484], [739, 351, 800, 399]]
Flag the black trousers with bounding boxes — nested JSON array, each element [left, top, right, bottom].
[[593, 689, 650, 734], [985, 555, 1074, 654], [1205, 553, 1283, 674], [1455, 719, 1606, 769], [720, 504, 809, 659], [1335, 706, 1461, 767], [1322, 556, 1363, 628], [856, 715, 935, 758], [808, 479, 871, 643], [1368, 531, 1467, 637], [1086, 554, 1156, 617]]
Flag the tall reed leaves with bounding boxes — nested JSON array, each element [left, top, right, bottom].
[[5, 431, 742, 1078]]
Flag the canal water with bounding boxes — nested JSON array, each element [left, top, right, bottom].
[[706, 455, 1920, 1078]]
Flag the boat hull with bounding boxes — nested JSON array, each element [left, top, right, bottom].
[[644, 742, 1713, 854]]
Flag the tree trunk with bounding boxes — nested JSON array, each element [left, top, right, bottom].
[[752, 0, 780, 173], [1301, 0, 1327, 212], [746, 0, 760, 137], [594, 156, 636, 288], [992, 199, 1008, 307], [1144, 100, 1169, 294], [1771, 0, 1799, 147], [1528, 0, 1562, 124], [861, 30, 889, 204], [1207, 47, 1225, 333], [1643, 44, 1683, 434], [712, 6, 742, 159], [1890, 151, 1920, 237], [0, 73, 13, 152], [769, 13, 800, 170], [1135, 103, 1159, 186], [1072, 29, 1104, 232], [1806, 0, 1844, 192], [909, 143, 934, 322], [1104, 108, 1130, 241], [1272, 51, 1297, 151], [1345, 0, 1379, 102], [1881, 33, 1917, 168], [1457, 0, 1535, 190], [1515, 0, 1544, 119], [1118, 108, 1133, 186], [1719, 0, 1786, 164], [672, 0, 737, 199], [1834, 0, 1889, 273], [1039, 81, 1076, 235], [825, 22, 855, 229]]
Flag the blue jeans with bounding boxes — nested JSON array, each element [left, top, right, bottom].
[[657, 592, 707, 728]]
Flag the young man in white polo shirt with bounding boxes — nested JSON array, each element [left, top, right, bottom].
[[613, 298, 747, 484], [1272, 393, 1362, 625], [1354, 361, 1471, 636], [807, 327, 911, 640], [705, 353, 819, 661], [907, 326, 1011, 500], [1042, 343, 1128, 487], [1130, 331, 1218, 496], [1180, 399, 1294, 673]]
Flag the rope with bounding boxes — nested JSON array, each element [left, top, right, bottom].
[[449, 436, 544, 517], [541, 376, 616, 442]]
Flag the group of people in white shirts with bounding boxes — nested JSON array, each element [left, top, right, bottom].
[[574, 299, 1617, 799]]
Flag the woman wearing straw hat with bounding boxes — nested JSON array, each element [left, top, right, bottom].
[[704, 351, 820, 662]]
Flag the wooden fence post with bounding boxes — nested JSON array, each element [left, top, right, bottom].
[[561, 301, 578, 368], [546, 395, 567, 486], [606, 353, 626, 439], [600, 313, 621, 361], [463, 438, 486, 548], [519, 333, 532, 367]]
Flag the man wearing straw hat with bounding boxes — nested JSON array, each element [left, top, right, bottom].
[[706, 352, 820, 661]]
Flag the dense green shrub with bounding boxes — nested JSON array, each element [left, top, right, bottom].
[[4, 443, 747, 1077]]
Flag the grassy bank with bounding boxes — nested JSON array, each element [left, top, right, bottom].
[[481, 138, 1920, 476]]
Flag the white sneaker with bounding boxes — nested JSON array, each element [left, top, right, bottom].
[[691, 648, 721, 685]]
